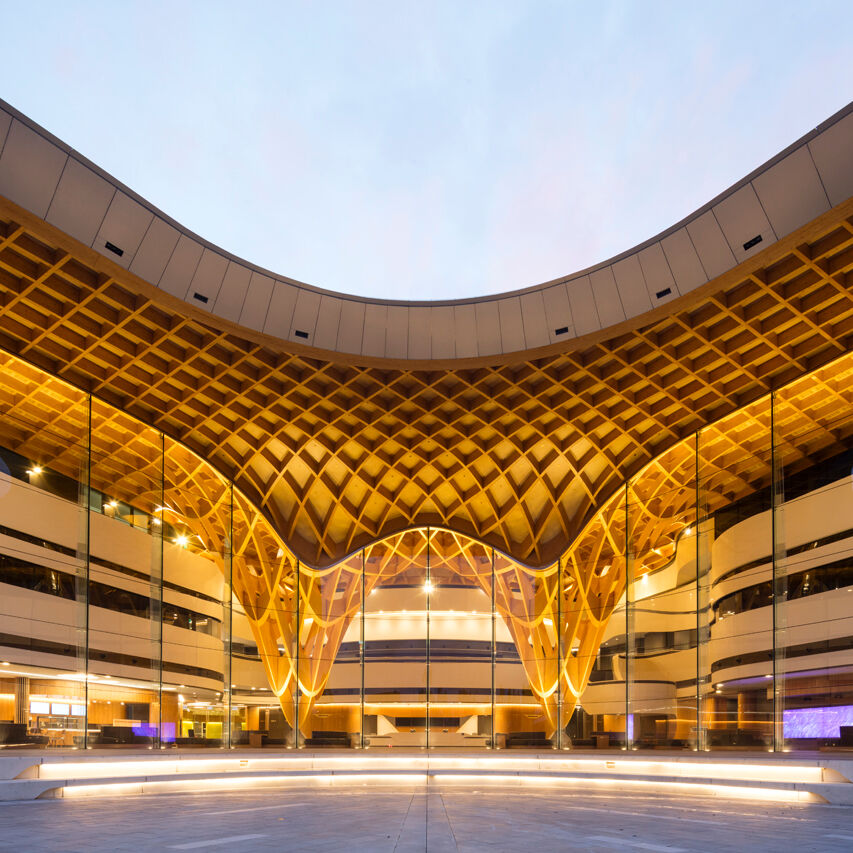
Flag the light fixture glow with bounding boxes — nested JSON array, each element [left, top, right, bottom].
[[174, 534, 189, 548], [423, 581, 434, 594]]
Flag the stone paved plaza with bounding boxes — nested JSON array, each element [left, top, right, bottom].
[[0, 782, 851, 852]]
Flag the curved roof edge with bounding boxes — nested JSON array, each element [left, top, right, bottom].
[[0, 97, 851, 363]]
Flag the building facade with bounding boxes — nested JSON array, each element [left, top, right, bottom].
[[0, 98, 852, 752]]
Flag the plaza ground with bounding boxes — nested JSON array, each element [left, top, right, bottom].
[[1, 781, 852, 852]]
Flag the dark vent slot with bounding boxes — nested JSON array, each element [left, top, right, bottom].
[[743, 234, 763, 251], [104, 241, 124, 257], [655, 287, 672, 299], [554, 326, 569, 336], [192, 292, 209, 304], [294, 329, 309, 339]]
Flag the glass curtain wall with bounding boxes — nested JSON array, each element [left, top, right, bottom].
[[2, 346, 853, 752]]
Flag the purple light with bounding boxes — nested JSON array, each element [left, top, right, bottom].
[[783, 704, 853, 738]]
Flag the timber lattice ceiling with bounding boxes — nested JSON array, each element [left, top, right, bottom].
[[0, 195, 852, 568]]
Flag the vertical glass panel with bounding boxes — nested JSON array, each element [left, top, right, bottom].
[[699, 396, 774, 751], [230, 491, 297, 749], [774, 354, 853, 752], [627, 442, 698, 750], [363, 529, 428, 748], [428, 530, 492, 749], [162, 438, 231, 748], [493, 553, 559, 750], [298, 551, 363, 748], [0, 353, 89, 749], [566, 488, 628, 750], [87, 402, 163, 748]]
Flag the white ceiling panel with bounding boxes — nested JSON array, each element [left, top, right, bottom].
[[385, 305, 409, 358], [158, 234, 203, 297], [185, 248, 228, 311], [686, 210, 735, 280], [336, 299, 366, 354], [808, 111, 853, 207], [129, 216, 180, 284], [541, 284, 573, 344], [660, 227, 707, 295], [239, 272, 275, 331], [0, 120, 67, 218], [94, 191, 154, 269], [753, 147, 830, 239], [45, 158, 115, 247], [212, 262, 252, 323], [566, 276, 599, 336], [0, 110, 11, 152], [498, 297, 525, 353], [313, 295, 343, 350], [589, 267, 625, 327], [453, 304, 478, 358], [431, 305, 456, 358], [712, 184, 776, 264], [475, 301, 501, 356], [611, 255, 651, 316], [362, 303, 387, 357], [407, 306, 431, 359], [519, 291, 548, 349], [290, 288, 322, 344], [263, 281, 299, 339], [638, 243, 678, 306]]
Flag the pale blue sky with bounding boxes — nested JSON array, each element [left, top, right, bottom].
[[3, 2, 852, 300]]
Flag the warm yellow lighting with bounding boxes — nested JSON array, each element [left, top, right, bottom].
[[0, 661, 9, 666], [105, 500, 118, 509], [598, 564, 611, 578], [423, 581, 434, 594], [174, 534, 189, 548], [26, 465, 42, 475]]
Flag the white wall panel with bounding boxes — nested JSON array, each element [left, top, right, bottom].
[[0, 120, 67, 218], [185, 248, 228, 311], [313, 294, 343, 350], [661, 227, 707, 295], [385, 305, 409, 358], [638, 243, 678, 305], [453, 304, 478, 358], [809, 111, 853, 207], [753, 146, 830, 239], [686, 211, 735, 280], [263, 281, 299, 339], [158, 234, 203, 297], [362, 303, 387, 357], [129, 217, 180, 285], [431, 305, 456, 358], [407, 306, 431, 359], [239, 272, 275, 330], [611, 255, 651, 316], [541, 284, 573, 344], [336, 299, 366, 354], [566, 276, 599, 337], [474, 301, 501, 356], [212, 262, 251, 323], [290, 288, 322, 343], [712, 184, 776, 264], [94, 191, 155, 270], [519, 291, 548, 349], [45, 159, 115, 246], [589, 267, 625, 327]]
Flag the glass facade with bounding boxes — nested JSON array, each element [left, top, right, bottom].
[[1, 348, 852, 752]]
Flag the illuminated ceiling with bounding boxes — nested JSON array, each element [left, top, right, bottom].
[[0, 194, 852, 568]]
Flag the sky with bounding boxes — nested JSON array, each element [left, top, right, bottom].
[[2, 1, 852, 301]]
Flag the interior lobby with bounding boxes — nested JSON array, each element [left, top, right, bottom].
[[1, 95, 853, 760]]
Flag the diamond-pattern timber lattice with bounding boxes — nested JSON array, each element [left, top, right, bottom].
[[0, 197, 852, 569]]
